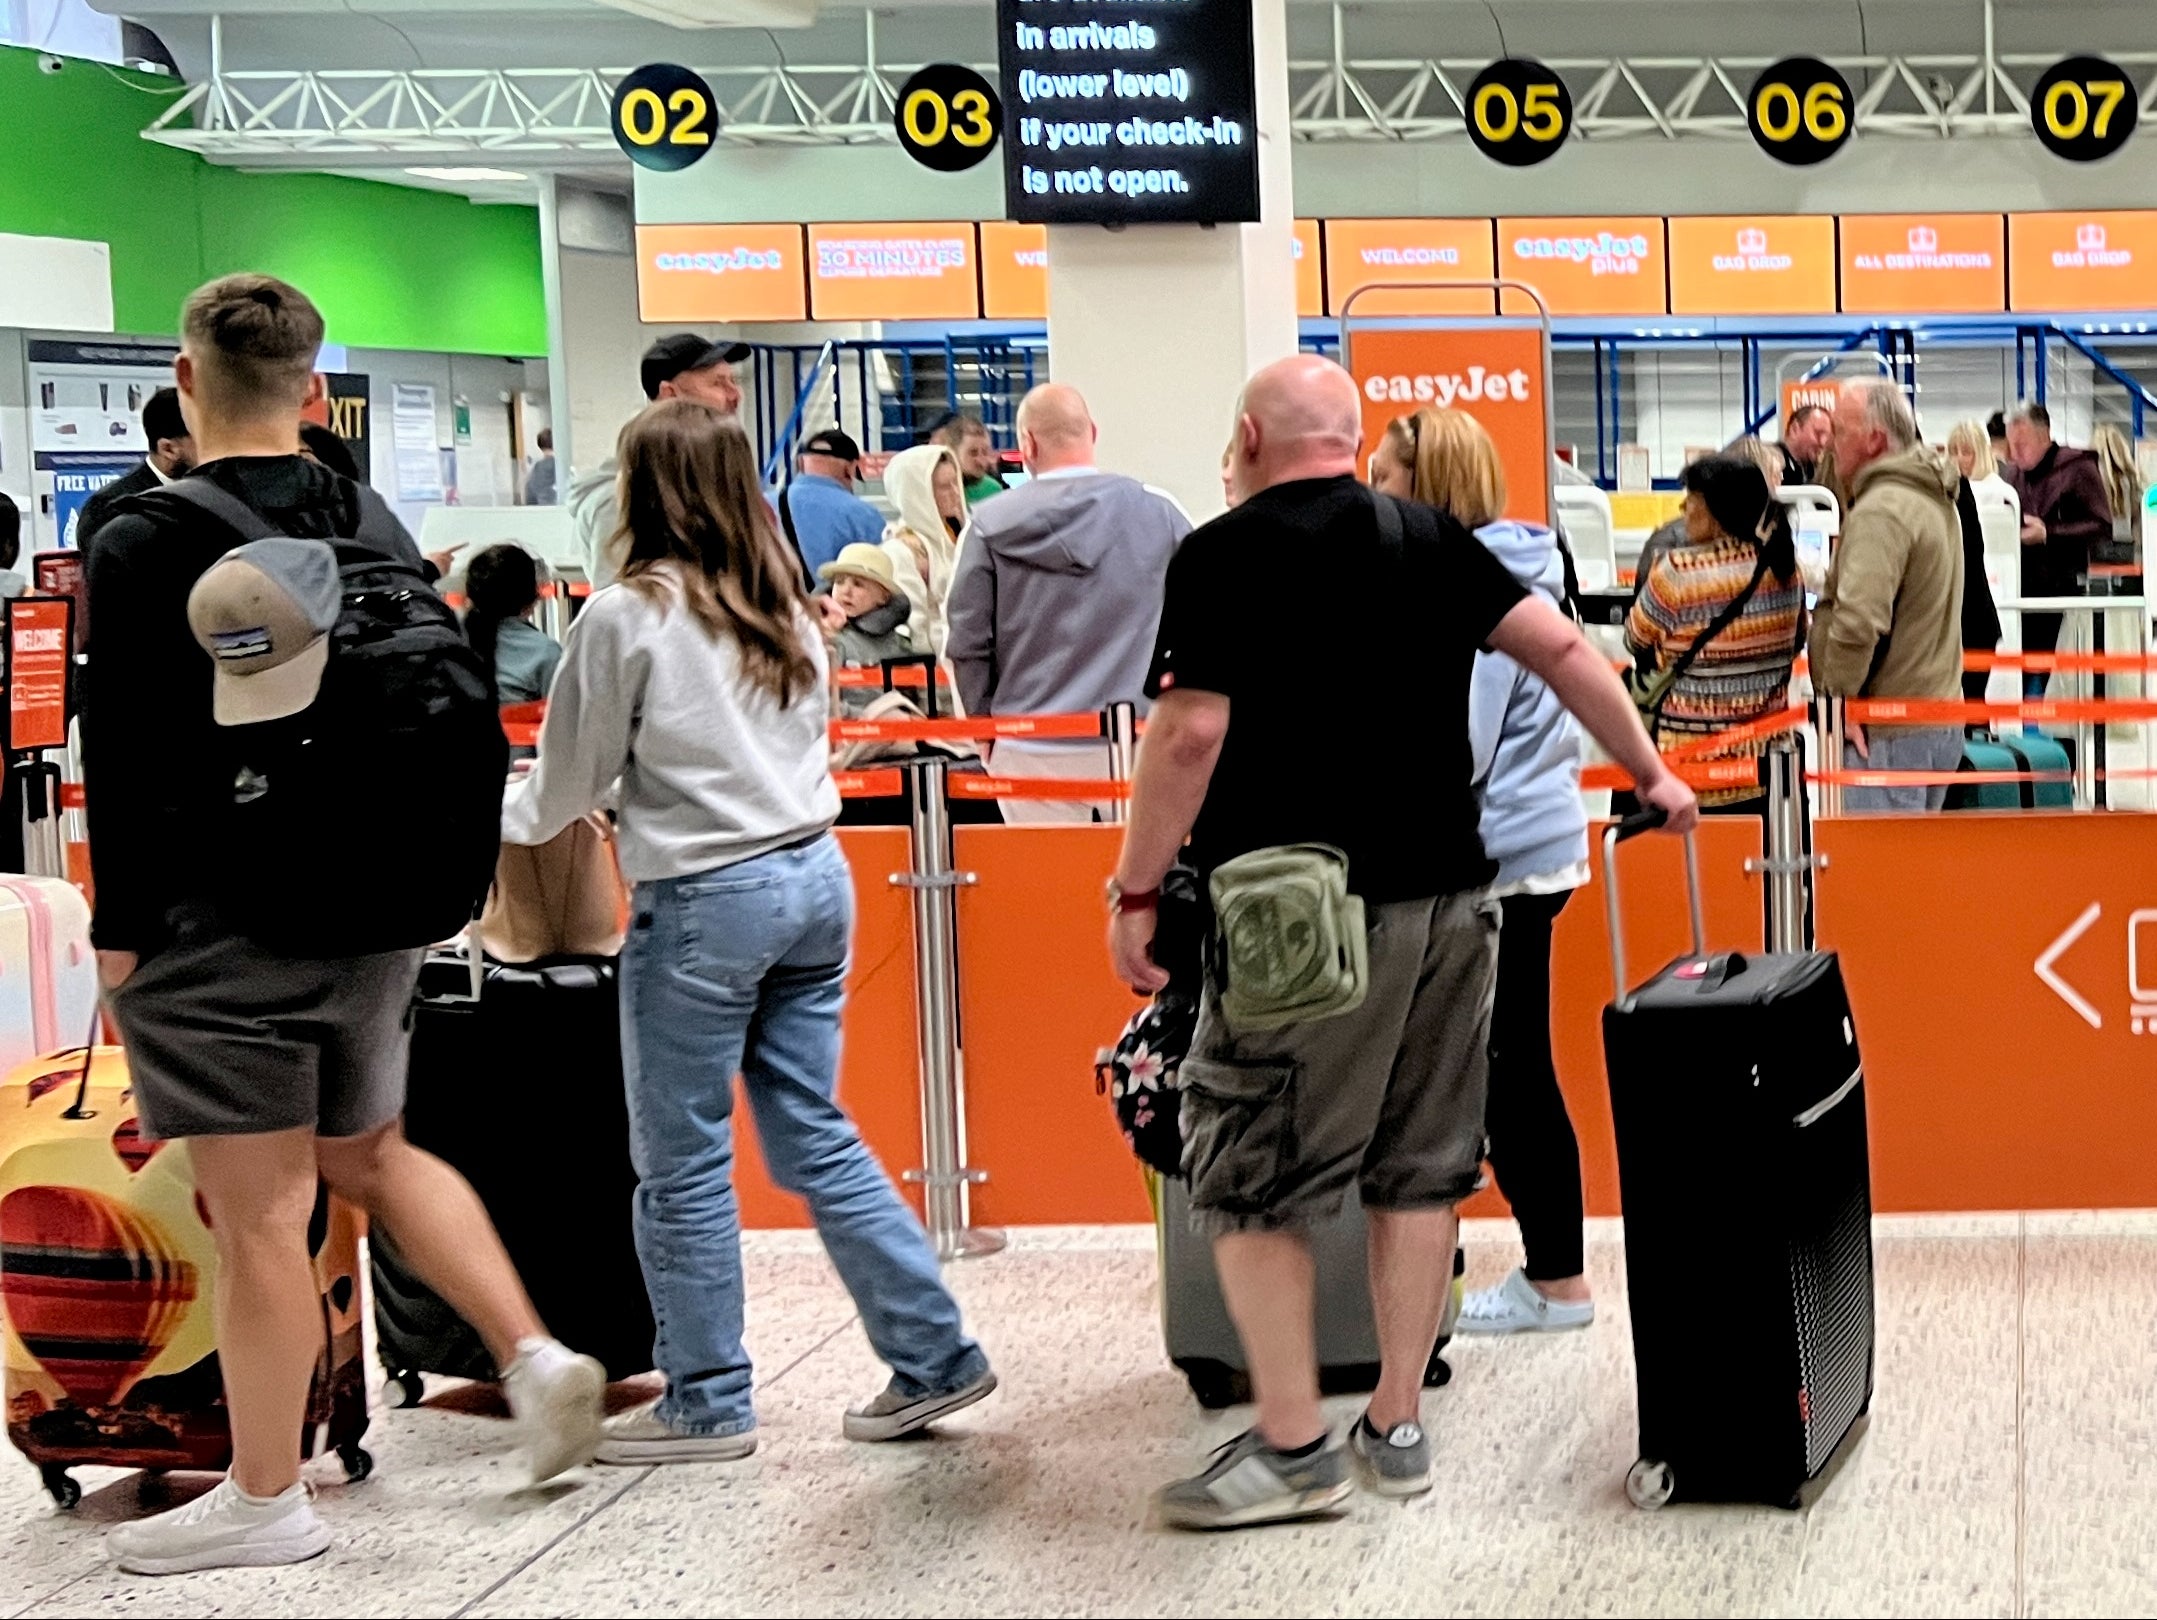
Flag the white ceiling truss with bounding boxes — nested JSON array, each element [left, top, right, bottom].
[[141, 6, 2157, 165]]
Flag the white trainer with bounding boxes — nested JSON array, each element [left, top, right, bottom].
[[595, 1401, 758, 1466], [501, 1336, 606, 1484], [1456, 1268, 1596, 1336], [107, 1477, 332, 1577]]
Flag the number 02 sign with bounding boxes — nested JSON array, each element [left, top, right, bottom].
[[1748, 57, 1852, 166], [611, 64, 716, 173]]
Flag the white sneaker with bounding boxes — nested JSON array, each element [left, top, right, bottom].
[[501, 1336, 606, 1484], [1456, 1268, 1596, 1336], [594, 1401, 758, 1466], [107, 1477, 331, 1577]]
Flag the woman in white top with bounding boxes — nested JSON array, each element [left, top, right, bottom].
[[1947, 419, 2023, 521], [504, 400, 994, 1464], [879, 442, 966, 655]]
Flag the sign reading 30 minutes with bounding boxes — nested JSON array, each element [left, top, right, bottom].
[[997, 0, 1261, 225]]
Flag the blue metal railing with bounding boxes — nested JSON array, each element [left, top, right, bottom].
[[757, 340, 835, 487], [2052, 327, 2157, 438]]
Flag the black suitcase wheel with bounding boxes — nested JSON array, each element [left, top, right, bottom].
[[41, 1464, 80, 1511], [1421, 1351, 1453, 1389], [384, 1370, 427, 1409], [1181, 1361, 1248, 1411], [339, 1445, 375, 1484], [1626, 1458, 1675, 1511]]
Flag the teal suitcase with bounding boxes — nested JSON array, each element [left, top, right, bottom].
[[1945, 732, 2073, 810]]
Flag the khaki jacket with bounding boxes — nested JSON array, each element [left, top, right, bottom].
[[1810, 445, 1965, 703]]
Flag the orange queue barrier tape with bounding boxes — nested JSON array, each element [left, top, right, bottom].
[[1657, 705, 1809, 763], [1965, 650, 2157, 673], [57, 783, 84, 812], [950, 776, 1131, 801], [1846, 697, 2157, 726], [833, 665, 946, 689], [1582, 757, 1760, 792], [829, 712, 1104, 744], [1812, 769, 2068, 789], [833, 768, 905, 798]]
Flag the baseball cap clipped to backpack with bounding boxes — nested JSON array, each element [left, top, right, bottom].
[[187, 537, 341, 726]]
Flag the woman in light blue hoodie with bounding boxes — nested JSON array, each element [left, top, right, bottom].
[[1374, 408, 1594, 1337]]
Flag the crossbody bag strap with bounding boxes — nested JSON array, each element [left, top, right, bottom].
[[1652, 548, 1775, 714]]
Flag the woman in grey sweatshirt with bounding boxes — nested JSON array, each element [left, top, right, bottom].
[[503, 401, 994, 1464]]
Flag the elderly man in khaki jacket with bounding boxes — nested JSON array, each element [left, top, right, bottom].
[[1811, 379, 1967, 811]]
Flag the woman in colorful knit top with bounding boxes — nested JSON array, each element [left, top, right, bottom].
[[1624, 456, 1806, 810]]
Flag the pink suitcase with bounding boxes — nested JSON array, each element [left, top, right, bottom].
[[0, 878, 96, 1074]]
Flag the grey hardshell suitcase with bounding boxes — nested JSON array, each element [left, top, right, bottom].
[[1157, 1175, 1460, 1409]]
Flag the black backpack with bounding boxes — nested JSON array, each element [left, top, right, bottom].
[[143, 478, 507, 957]]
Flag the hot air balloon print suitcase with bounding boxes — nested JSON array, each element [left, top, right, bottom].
[[0, 1047, 373, 1509]]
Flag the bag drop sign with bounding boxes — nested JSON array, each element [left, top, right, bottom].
[[1348, 326, 1550, 525]]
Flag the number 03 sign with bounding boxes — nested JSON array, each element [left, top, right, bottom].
[[611, 64, 717, 173], [895, 65, 1003, 173]]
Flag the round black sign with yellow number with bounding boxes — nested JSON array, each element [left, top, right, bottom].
[[1748, 57, 1852, 166], [611, 63, 717, 173], [1465, 58, 1572, 166], [2031, 55, 2139, 162], [895, 64, 1002, 174]]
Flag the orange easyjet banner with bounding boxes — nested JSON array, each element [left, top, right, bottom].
[[2009, 211, 2157, 313], [808, 223, 981, 321], [1780, 376, 1847, 434], [1293, 218, 1323, 318], [1668, 215, 1838, 316], [1839, 213, 2004, 315], [1324, 219, 1497, 316], [1348, 326, 1549, 525], [1498, 217, 1667, 316], [635, 224, 807, 323], [980, 221, 1047, 320]]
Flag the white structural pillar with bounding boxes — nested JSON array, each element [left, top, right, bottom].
[[536, 174, 575, 482], [1044, 0, 1297, 522]]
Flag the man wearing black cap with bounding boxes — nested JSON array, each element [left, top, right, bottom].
[[569, 333, 751, 588], [780, 427, 884, 584]]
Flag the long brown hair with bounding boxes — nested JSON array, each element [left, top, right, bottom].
[[1386, 406, 1506, 527], [613, 399, 818, 707]]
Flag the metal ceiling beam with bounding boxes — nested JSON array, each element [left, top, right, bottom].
[[141, 6, 2157, 162]]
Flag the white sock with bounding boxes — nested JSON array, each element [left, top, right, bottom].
[[232, 1480, 299, 1508]]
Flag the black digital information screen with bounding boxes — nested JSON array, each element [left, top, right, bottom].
[[997, 0, 1260, 225]]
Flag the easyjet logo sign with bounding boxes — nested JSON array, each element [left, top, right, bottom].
[[1510, 230, 1654, 278], [1362, 365, 1536, 408]]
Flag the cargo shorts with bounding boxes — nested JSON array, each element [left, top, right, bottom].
[[1179, 889, 1501, 1235]]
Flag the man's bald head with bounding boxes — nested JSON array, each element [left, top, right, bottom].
[[1016, 383, 1098, 473], [1229, 355, 1364, 502]]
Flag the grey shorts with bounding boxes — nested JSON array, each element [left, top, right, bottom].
[[1179, 889, 1502, 1235], [105, 905, 425, 1142]]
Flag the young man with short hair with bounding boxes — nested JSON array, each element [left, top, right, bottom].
[[929, 409, 1004, 505], [87, 274, 604, 1576], [78, 386, 196, 554]]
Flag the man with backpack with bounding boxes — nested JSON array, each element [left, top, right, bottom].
[[84, 274, 605, 1576]]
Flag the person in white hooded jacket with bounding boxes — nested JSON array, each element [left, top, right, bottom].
[[879, 442, 966, 655], [1372, 407, 1595, 1338]]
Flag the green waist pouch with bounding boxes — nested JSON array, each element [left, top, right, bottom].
[[1207, 843, 1369, 1036]]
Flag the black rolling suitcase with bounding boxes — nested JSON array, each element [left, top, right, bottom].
[[375, 949, 655, 1403], [1600, 814, 1874, 1510]]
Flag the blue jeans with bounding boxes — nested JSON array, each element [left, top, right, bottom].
[[621, 833, 985, 1435], [1842, 727, 1965, 813]]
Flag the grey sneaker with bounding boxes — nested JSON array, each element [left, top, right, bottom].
[[1155, 1428, 1353, 1531], [595, 1402, 758, 1466], [842, 1368, 998, 1441], [1351, 1414, 1433, 1497]]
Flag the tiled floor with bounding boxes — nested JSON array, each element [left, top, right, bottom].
[[5, 1214, 2155, 1619]]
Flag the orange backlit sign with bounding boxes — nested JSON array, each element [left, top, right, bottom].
[[1294, 219, 1324, 318], [2009, 211, 2157, 313], [1348, 326, 1549, 525], [1498, 217, 1667, 316], [1839, 214, 2004, 314], [1667, 215, 1837, 316], [980, 221, 1047, 320], [635, 224, 807, 323], [1324, 219, 1497, 316], [808, 223, 981, 321]]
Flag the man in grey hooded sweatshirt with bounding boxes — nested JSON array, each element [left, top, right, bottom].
[[944, 384, 1190, 821]]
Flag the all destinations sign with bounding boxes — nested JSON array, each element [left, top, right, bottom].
[[996, 0, 1261, 224]]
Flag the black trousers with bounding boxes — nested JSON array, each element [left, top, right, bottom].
[[1484, 888, 1584, 1281]]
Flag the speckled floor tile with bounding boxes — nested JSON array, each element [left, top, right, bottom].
[[2019, 1233, 2157, 1617]]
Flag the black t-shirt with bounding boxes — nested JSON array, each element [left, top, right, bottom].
[[1144, 476, 1528, 902]]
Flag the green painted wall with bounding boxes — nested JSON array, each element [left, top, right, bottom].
[[0, 45, 545, 354]]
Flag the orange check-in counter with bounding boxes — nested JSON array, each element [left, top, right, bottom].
[[730, 814, 2157, 1227]]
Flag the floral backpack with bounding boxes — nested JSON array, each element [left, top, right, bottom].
[[1095, 866, 1205, 1178]]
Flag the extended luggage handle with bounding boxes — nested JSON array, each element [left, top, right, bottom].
[[1603, 810, 1706, 1014]]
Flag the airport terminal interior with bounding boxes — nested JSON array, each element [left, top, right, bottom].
[[3, 0, 2157, 1614]]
